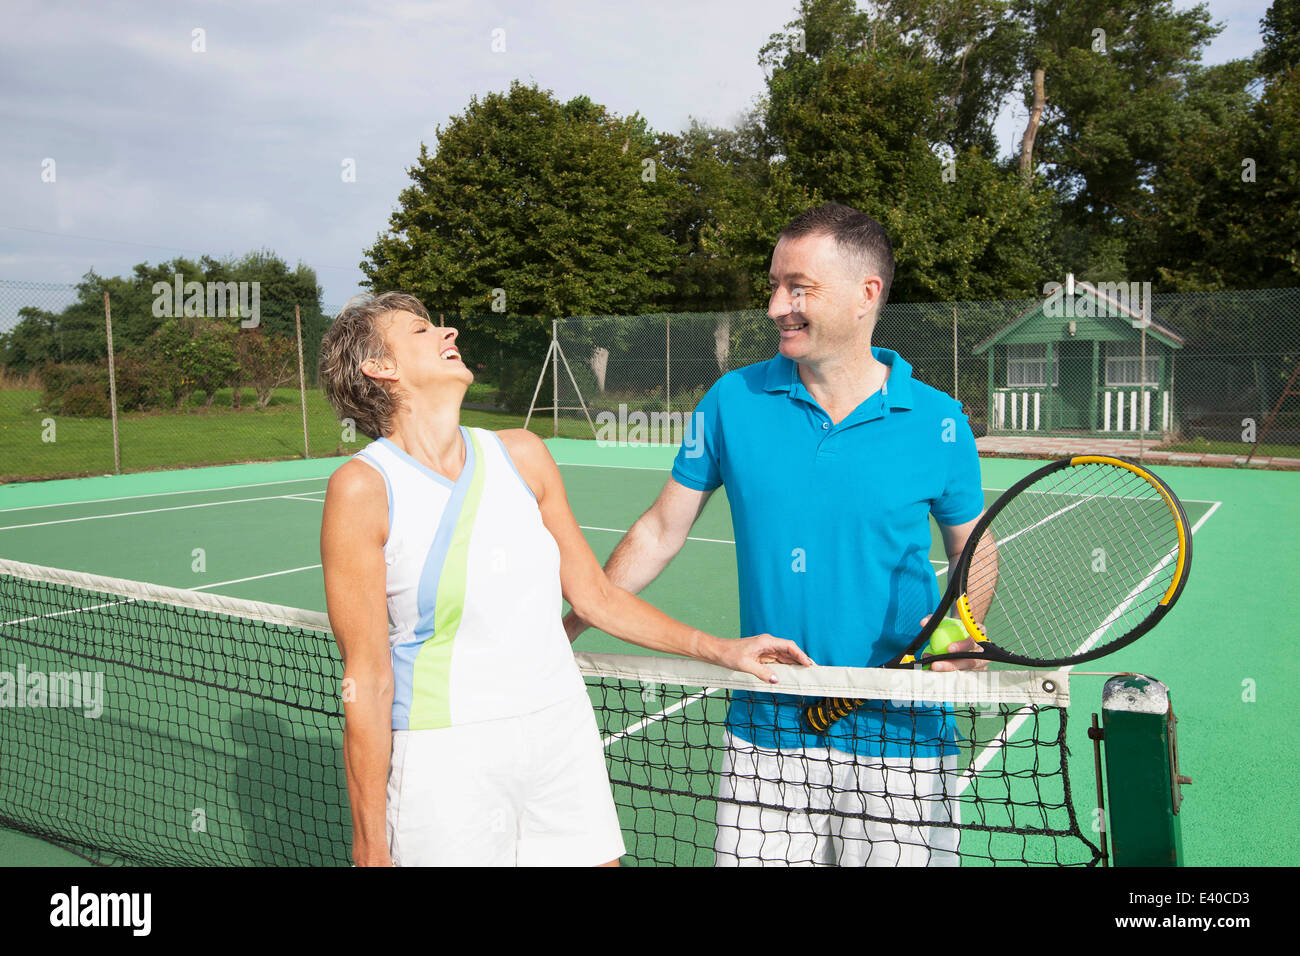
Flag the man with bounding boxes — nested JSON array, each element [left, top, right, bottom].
[[565, 202, 987, 866]]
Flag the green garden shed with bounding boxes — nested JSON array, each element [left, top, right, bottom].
[[972, 278, 1186, 436]]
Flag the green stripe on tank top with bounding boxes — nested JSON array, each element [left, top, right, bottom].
[[408, 430, 487, 729]]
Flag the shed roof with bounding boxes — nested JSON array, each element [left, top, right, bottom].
[[972, 281, 1187, 354]]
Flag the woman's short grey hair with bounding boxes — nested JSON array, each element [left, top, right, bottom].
[[318, 291, 431, 439]]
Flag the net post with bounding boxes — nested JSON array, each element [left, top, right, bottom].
[[103, 290, 121, 474], [1101, 674, 1187, 866], [1088, 713, 1110, 866], [295, 304, 310, 458]]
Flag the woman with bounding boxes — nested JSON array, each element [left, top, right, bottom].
[[318, 292, 812, 867]]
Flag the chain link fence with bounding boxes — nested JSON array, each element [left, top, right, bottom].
[[537, 289, 1300, 459], [4, 279, 1297, 481], [0, 280, 345, 480]]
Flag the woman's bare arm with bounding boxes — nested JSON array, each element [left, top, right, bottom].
[[499, 430, 813, 682], [321, 458, 394, 866]]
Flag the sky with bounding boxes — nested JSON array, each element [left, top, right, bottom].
[[0, 0, 1277, 320]]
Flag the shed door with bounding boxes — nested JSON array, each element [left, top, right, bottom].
[[1057, 340, 1093, 429]]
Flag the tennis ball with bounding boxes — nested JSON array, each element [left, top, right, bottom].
[[928, 618, 969, 655]]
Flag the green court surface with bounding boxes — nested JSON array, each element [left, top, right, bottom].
[[0, 438, 1295, 866]]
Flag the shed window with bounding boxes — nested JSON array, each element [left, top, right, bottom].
[[1006, 343, 1058, 387], [1105, 344, 1159, 386]]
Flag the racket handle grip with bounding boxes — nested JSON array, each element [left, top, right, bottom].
[[802, 696, 864, 734]]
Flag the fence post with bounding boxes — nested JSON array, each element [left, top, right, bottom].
[[952, 303, 959, 402], [552, 318, 559, 438], [103, 291, 121, 474], [295, 304, 310, 459], [666, 313, 671, 415], [1139, 295, 1148, 462]]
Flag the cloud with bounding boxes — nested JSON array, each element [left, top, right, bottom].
[[1, 0, 1269, 306]]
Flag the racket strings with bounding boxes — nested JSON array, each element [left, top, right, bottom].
[[963, 462, 1182, 661], [992, 474, 1176, 657], [990, 482, 1175, 656]]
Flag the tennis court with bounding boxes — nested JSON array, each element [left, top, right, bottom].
[[0, 439, 1293, 866]]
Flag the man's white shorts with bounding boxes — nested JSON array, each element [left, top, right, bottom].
[[386, 693, 626, 866], [714, 732, 961, 866]]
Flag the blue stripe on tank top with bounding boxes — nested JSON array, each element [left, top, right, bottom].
[[390, 426, 477, 728]]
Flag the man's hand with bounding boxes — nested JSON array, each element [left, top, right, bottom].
[[917, 615, 988, 672], [705, 634, 815, 684]]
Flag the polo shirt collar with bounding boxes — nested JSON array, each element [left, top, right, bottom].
[[764, 347, 915, 411]]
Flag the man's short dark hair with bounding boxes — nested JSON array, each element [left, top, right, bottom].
[[778, 202, 895, 310]]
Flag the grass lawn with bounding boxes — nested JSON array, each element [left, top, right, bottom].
[[0, 388, 598, 482]]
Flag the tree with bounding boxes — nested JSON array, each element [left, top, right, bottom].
[[1261, 0, 1300, 76], [1135, 60, 1299, 290], [0, 307, 62, 372], [1012, 0, 1222, 277], [234, 329, 299, 409], [0, 254, 324, 377], [151, 318, 240, 409], [761, 0, 1053, 301], [872, 0, 1027, 154], [361, 81, 684, 369], [657, 113, 814, 312]]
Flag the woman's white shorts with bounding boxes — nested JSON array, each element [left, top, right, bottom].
[[386, 693, 626, 866]]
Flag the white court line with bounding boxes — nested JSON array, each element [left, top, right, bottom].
[[189, 565, 322, 592], [556, 461, 676, 473], [985, 487, 1221, 505], [995, 495, 1093, 548], [283, 494, 327, 502], [0, 476, 329, 514], [581, 524, 951, 575], [0, 493, 324, 532], [602, 689, 721, 748], [579, 525, 734, 545], [954, 499, 1222, 794]]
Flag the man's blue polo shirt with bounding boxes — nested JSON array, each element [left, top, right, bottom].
[[671, 348, 984, 757]]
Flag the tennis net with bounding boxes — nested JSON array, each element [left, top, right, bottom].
[[0, 559, 1101, 866]]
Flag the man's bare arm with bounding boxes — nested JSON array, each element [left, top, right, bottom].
[[929, 514, 989, 672], [563, 477, 712, 641], [938, 514, 980, 575]]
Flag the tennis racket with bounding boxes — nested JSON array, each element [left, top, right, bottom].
[[802, 455, 1192, 734]]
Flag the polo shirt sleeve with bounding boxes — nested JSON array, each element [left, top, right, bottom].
[[930, 405, 984, 526], [670, 380, 724, 492]]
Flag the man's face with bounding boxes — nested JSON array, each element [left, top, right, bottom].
[[376, 310, 473, 393], [767, 233, 874, 364]]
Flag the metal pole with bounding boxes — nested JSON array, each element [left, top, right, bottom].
[[552, 318, 559, 438], [523, 339, 553, 431], [666, 314, 671, 414], [1139, 296, 1148, 462], [103, 291, 121, 474], [953, 303, 959, 401], [1089, 713, 1110, 867], [295, 304, 310, 458]]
